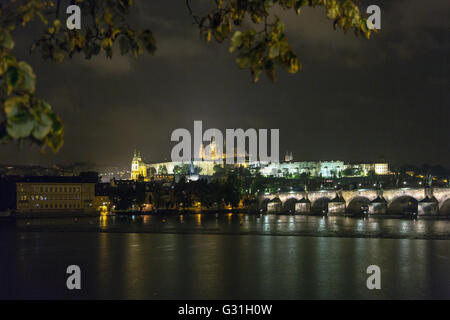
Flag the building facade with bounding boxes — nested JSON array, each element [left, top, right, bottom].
[[130, 149, 389, 180], [16, 177, 96, 213], [374, 163, 389, 175], [131, 150, 148, 180]]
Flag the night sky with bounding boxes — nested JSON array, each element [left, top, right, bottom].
[[2, 0, 449, 168]]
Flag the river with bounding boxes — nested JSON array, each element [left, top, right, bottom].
[[0, 214, 449, 299]]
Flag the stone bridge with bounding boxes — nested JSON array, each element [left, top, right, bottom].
[[259, 187, 450, 216]]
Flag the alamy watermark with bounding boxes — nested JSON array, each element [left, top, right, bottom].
[[66, 264, 81, 290], [63, 4, 381, 31], [170, 121, 279, 164], [366, 5, 381, 30], [66, 5, 81, 30], [366, 265, 381, 290]]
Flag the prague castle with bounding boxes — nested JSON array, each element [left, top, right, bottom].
[[130, 138, 241, 181], [130, 143, 389, 181]]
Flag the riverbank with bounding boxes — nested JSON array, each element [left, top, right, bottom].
[[6, 209, 450, 220]]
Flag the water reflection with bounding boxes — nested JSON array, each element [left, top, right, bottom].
[[1, 229, 449, 299], [6, 213, 450, 240], [195, 213, 202, 226]]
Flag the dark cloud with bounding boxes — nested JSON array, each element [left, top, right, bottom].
[[1, 0, 449, 168]]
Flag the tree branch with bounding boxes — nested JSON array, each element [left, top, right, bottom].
[[186, 0, 200, 25]]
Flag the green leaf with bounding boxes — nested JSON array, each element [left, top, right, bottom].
[[48, 113, 63, 135], [32, 110, 52, 140], [268, 45, 280, 58], [17, 61, 36, 93], [229, 31, 243, 53], [0, 55, 16, 75], [6, 119, 33, 140], [4, 98, 34, 139], [5, 66, 21, 95], [4, 96, 28, 118], [0, 29, 15, 50], [39, 100, 52, 113], [236, 55, 250, 69], [46, 131, 64, 153]]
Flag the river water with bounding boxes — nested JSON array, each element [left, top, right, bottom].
[[0, 214, 449, 299]]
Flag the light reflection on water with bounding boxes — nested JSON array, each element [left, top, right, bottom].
[[0, 226, 448, 299], [9, 213, 450, 239]]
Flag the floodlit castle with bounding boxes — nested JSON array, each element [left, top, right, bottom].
[[130, 140, 225, 180], [130, 145, 389, 181], [130, 138, 250, 181]]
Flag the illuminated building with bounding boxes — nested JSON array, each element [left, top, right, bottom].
[[257, 161, 345, 178], [131, 139, 248, 180], [131, 149, 148, 181], [374, 163, 389, 175], [16, 177, 96, 213], [284, 151, 293, 162], [130, 149, 389, 180], [94, 183, 112, 214], [344, 163, 390, 176], [319, 161, 345, 178]]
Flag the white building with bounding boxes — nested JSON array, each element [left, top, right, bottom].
[[374, 163, 389, 175], [130, 150, 388, 180]]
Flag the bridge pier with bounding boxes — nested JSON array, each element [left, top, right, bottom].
[[418, 196, 438, 215], [267, 198, 281, 213], [295, 198, 311, 214], [328, 196, 346, 215], [369, 196, 387, 215]]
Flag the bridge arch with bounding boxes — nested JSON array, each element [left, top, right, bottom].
[[311, 197, 330, 214], [439, 198, 450, 215], [282, 198, 298, 214], [388, 195, 419, 214], [260, 198, 271, 211], [347, 196, 371, 214], [267, 197, 282, 213]]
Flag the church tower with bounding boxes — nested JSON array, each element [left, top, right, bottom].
[[131, 149, 148, 180]]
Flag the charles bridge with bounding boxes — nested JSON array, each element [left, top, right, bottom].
[[259, 187, 450, 216]]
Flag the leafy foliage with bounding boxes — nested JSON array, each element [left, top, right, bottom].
[[1, 0, 375, 152], [189, 0, 374, 82], [0, 0, 155, 152], [0, 26, 64, 151], [30, 0, 156, 61]]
